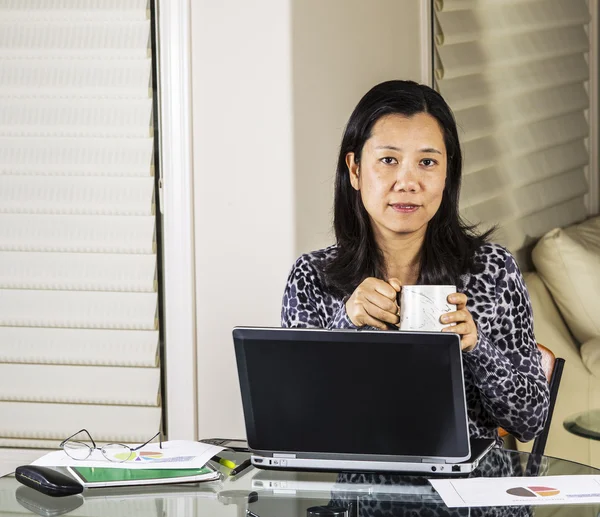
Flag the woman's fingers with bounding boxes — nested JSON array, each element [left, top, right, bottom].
[[439, 294, 478, 351], [362, 310, 393, 330], [440, 308, 470, 325], [387, 277, 402, 292], [448, 292, 468, 309], [372, 278, 400, 300], [364, 290, 399, 315], [442, 322, 469, 334], [365, 280, 400, 323], [364, 301, 400, 325], [346, 277, 402, 328]]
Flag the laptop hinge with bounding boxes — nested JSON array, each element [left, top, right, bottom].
[[273, 453, 296, 459]]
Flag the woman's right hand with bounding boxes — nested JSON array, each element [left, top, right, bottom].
[[345, 277, 402, 330]]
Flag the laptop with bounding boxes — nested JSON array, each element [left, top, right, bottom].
[[233, 327, 495, 475]]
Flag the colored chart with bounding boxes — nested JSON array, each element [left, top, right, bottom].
[[136, 452, 164, 461], [506, 486, 560, 498], [113, 450, 164, 462]]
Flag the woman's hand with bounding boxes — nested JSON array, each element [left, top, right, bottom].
[[345, 277, 402, 330], [441, 292, 478, 351]]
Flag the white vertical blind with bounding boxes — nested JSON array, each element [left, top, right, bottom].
[[434, 0, 592, 263], [0, 0, 161, 448]]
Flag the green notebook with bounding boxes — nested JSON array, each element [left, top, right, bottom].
[[67, 465, 219, 488]]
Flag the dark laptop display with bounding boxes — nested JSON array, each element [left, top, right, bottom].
[[234, 327, 470, 462]]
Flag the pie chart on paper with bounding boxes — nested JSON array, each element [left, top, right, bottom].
[[135, 451, 164, 461], [114, 451, 164, 462], [506, 486, 560, 497]]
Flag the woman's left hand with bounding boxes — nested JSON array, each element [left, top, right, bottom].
[[441, 292, 478, 352]]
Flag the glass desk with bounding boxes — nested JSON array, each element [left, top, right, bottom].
[[1, 448, 600, 517], [564, 409, 600, 440]]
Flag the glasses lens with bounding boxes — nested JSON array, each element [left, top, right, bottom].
[[63, 441, 92, 460], [102, 444, 133, 462]]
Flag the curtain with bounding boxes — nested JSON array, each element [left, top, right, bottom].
[[0, 0, 161, 448], [434, 0, 592, 265]]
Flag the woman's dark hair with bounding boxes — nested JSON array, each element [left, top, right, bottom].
[[324, 80, 492, 297]]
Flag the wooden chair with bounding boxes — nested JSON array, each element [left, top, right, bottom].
[[498, 343, 565, 456]]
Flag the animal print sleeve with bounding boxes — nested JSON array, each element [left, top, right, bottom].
[[281, 254, 357, 329], [462, 248, 550, 443]]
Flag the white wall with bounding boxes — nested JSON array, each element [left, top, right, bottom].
[[190, 0, 425, 437], [190, 0, 295, 438], [292, 0, 425, 255]]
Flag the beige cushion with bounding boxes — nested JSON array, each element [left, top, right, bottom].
[[524, 272, 579, 357], [521, 272, 592, 462], [532, 216, 600, 344], [581, 337, 600, 378]]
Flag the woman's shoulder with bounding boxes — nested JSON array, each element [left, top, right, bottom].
[[462, 242, 522, 292], [291, 244, 339, 272], [286, 245, 341, 303], [461, 242, 526, 306], [471, 242, 518, 272]]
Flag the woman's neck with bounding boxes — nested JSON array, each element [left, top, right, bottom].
[[375, 229, 425, 285]]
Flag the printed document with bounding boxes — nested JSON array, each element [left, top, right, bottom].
[[429, 475, 600, 507], [32, 440, 224, 470]]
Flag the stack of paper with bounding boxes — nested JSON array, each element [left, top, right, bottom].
[[31, 440, 225, 488]]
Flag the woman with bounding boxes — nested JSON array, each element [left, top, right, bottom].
[[281, 80, 549, 444]]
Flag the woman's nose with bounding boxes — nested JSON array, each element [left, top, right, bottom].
[[393, 164, 419, 192]]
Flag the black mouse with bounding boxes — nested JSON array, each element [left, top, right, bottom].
[[15, 466, 84, 497]]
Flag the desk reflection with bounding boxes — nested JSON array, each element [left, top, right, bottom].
[[6, 449, 600, 517]]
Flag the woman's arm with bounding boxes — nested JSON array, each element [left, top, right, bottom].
[[281, 255, 357, 329], [462, 250, 550, 442]]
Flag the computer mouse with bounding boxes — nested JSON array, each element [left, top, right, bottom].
[[15, 466, 84, 497]]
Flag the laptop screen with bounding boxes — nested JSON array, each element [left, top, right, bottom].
[[234, 328, 470, 460]]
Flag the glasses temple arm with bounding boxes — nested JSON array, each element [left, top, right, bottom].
[[60, 428, 96, 448], [131, 431, 162, 452]]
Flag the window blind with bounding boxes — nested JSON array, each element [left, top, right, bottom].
[[0, 0, 161, 448], [434, 0, 592, 264]]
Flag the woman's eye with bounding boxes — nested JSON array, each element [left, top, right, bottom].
[[421, 158, 437, 167], [381, 157, 397, 165]]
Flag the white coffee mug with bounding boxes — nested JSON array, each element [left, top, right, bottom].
[[399, 285, 457, 332]]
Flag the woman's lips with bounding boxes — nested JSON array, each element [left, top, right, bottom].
[[390, 203, 420, 213]]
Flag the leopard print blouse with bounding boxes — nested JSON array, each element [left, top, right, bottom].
[[281, 243, 550, 444]]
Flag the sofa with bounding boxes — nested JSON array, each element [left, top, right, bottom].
[[513, 215, 600, 468]]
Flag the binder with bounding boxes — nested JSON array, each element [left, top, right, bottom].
[[67, 465, 219, 488]]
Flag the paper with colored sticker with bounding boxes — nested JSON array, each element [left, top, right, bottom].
[[32, 440, 224, 470], [429, 475, 600, 507]]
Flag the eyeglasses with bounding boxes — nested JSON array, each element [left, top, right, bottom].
[[60, 428, 162, 463]]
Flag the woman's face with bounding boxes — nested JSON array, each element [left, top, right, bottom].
[[346, 112, 447, 242]]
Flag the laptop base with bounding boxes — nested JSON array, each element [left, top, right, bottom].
[[251, 439, 496, 476]]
